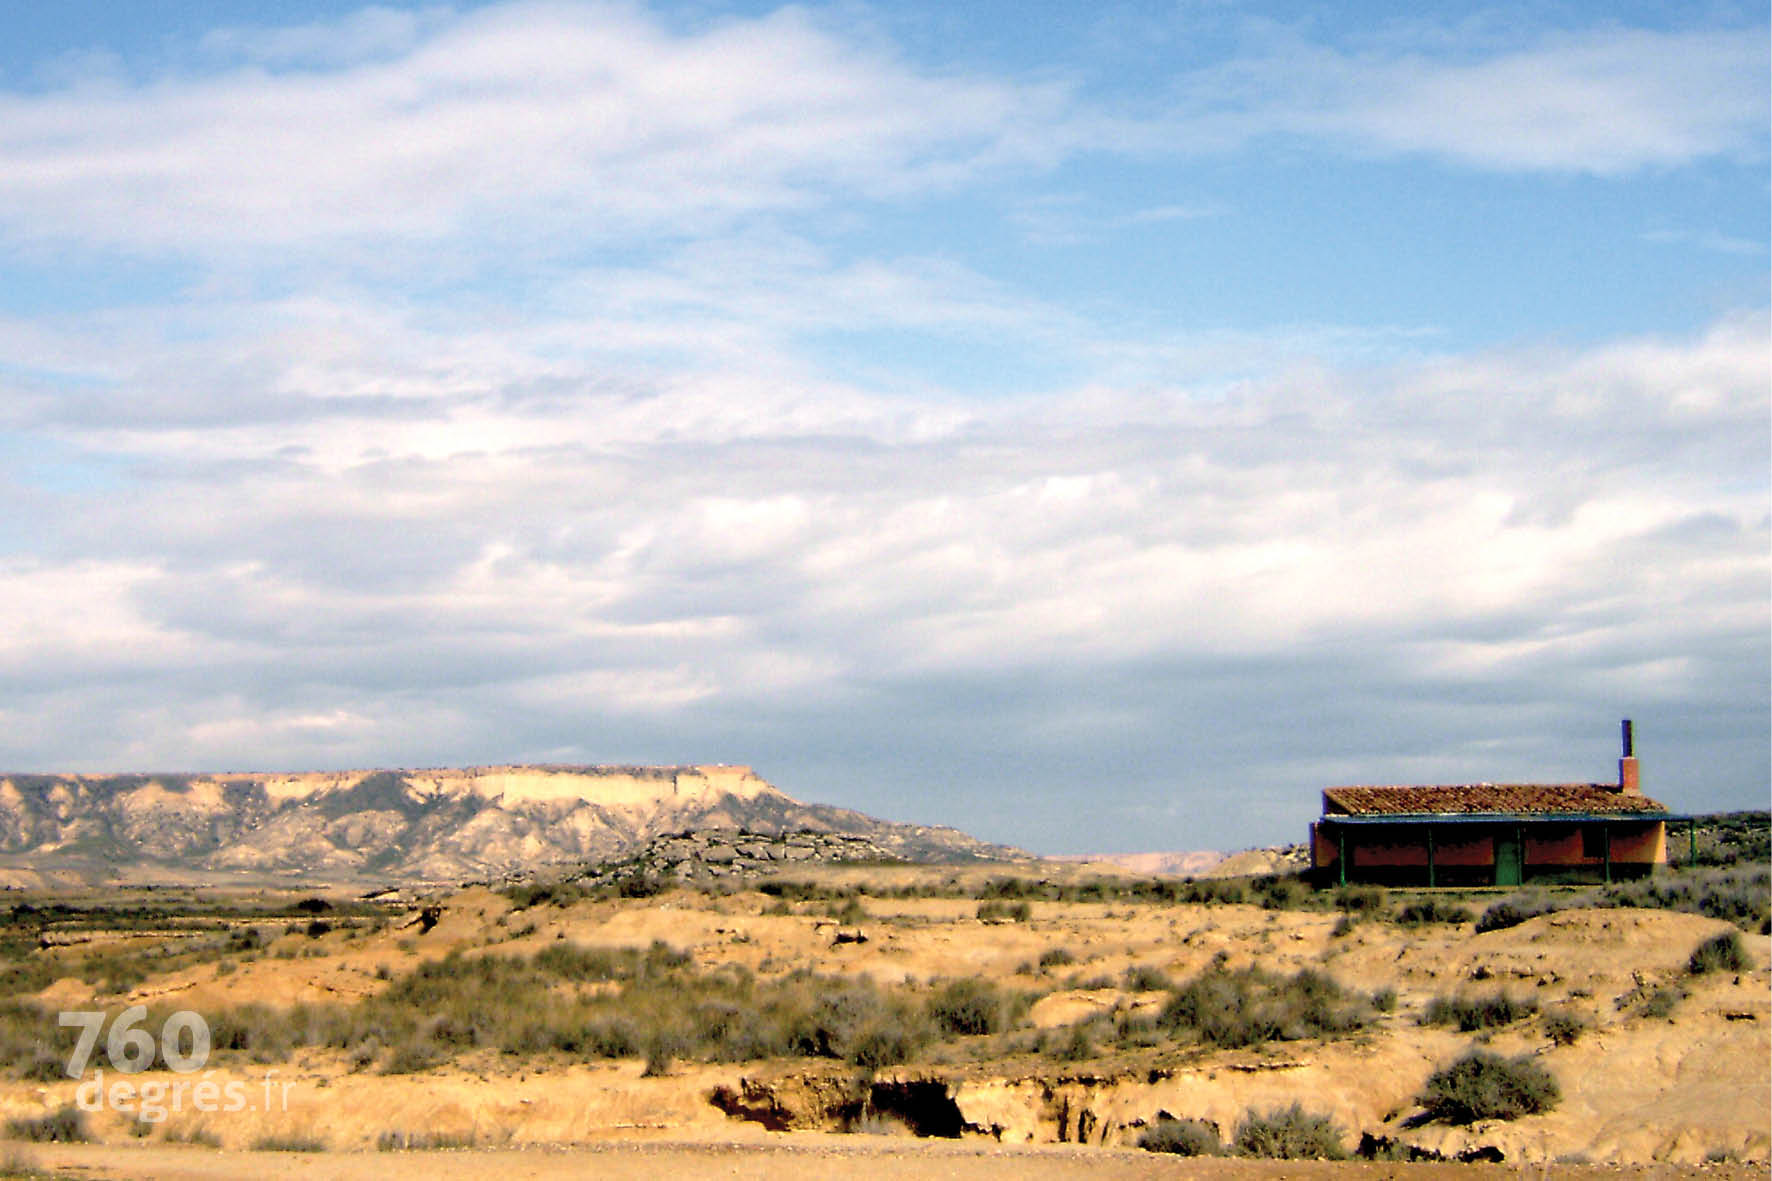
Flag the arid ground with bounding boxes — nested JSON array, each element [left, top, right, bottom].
[[1, 861, 1766, 1179]]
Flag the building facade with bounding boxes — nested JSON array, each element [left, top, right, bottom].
[[1310, 722, 1681, 887]]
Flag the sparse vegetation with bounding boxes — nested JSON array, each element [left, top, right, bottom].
[[1418, 1050, 1560, 1123], [4, 1108, 87, 1144], [1232, 1103, 1347, 1159], [1159, 962, 1369, 1048], [1137, 1116, 1222, 1156], [1542, 1008, 1592, 1046], [974, 900, 1031, 922], [1687, 929, 1750, 975], [1421, 990, 1539, 1032], [1395, 898, 1474, 927], [251, 1133, 327, 1152]]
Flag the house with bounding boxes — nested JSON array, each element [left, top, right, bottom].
[[1310, 721, 1687, 887]]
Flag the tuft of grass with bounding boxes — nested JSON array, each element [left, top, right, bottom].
[[1138, 1116, 1222, 1156], [1638, 985, 1684, 1019], [1232, 1103, 1346, 1159], [1542, 1008, 1591, 1046], [1036, 947, 1076, 970], [377, 1129, 476, 1150], [1687, 930, 1750, 975], [251, 1133, 327, 1152], [1420, 990, 1538, 1032], [1418, 1050, 1559, 1123]]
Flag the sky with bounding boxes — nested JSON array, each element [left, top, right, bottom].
[[0, 1, 1766, 854]]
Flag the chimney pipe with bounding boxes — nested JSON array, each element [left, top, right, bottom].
[[1618, 718, 1640, 795]]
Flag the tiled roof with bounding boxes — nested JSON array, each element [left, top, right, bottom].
[[1322, 784, 1668, 817]]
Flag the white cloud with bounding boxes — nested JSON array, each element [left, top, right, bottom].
[[1179, 26, 1768, 173], [0, 2, 1072, 256]]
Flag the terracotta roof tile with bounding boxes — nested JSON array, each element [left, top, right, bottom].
[[1322, 784, 1668, 817]]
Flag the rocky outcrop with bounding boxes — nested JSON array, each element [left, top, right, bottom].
[[0, 766, 1023, 886], [556, 828, 901, 889]]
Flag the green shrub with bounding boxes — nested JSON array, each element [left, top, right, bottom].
[[1138, 1116, 1222, 1156], [1037, 947, 1075, 969], [1687, 930, 1750, 975], [1421, 991, 1538, 1032], [1232, 1104, 1346, 1159], [1370, 987, 1398, 1013], [1418, 1050, 1559, 1123], [1122, 964, 1174, 992]]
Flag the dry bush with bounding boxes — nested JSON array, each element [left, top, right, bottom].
[[1138, 1116, 1222, 1156], [1420, 990, 1538, 1032], [1418, 1050, 1559, 1123], [1232, 1103, 1346, 1159]]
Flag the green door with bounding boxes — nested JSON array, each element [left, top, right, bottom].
[[1494, 830, 1523, 886]]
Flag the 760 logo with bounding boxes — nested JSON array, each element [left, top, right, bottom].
[[58, 1008, 211, 1077]]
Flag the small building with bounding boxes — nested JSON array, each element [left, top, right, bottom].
[[1311, 721, 1685, 887]]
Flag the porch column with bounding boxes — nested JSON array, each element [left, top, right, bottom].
[[1426, 826, 1436, 888]]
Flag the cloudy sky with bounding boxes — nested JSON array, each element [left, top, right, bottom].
[[0, 1, 1765, 853]]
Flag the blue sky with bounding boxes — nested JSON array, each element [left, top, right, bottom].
[[0, 1, 1765, 853]]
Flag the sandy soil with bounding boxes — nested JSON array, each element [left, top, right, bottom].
[[3, 867, 1767, 1172], [15, 1137, 1772, 1181]]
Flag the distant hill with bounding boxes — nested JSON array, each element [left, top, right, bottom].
[[0, 765, 1024, 887]]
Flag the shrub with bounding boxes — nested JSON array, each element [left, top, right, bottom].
[[1232, 1103, 1346, 1159], [1160, 964, 1368, 1049], [1370, 987, 1398, 1013], [1396, 898, 1474, 927], [1138, 1116, 1222, 1156], [925, 979, 1010, 1037], [1418, 1050, 1559, 1123], [378, 1129, 477, 1150], [975, 900, 1031, 922], [1333, 885, 1386, 914], [1420, 991, 1538, 1032], [1474, 895, 1556, 933], [1252, 875, 1306, 910], [1542, 1008, 1591, 1046], [5, 1106, 88, 1143], [252, 1133, 327, 1151], [1043, 1022, 1096, 1062], [1037, 947, 1075, 969], [1688, 930, 1750, 975], [1122, 964, 1173, 993], [1638, 986, 1684, 1019]]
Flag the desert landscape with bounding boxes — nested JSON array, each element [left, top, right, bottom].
[[0, 798, 1766, 1180]]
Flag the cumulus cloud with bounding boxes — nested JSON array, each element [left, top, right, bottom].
[[1, 306, 1764, 846]]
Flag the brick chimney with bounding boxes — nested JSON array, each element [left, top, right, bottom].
[[1618, 718, 1640, 795]]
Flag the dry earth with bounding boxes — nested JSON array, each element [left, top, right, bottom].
[[2, 863, 1767, 1178]]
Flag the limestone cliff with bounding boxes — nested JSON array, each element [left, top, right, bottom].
[[0, 765, 1020, 886]]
